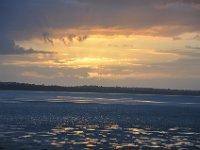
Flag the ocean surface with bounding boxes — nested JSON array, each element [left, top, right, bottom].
[[0, 90, 200, 149]]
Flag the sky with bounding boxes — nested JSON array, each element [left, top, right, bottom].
[[0, 0, 200, 90]]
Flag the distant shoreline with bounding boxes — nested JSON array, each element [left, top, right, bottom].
[[0, 82, 200, 96]]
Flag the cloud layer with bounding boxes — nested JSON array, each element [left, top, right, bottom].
[[1, 0, 200, 36], [0, 0, 200, 89]]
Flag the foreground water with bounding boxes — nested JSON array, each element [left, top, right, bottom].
[[0, 91, 200, 150]]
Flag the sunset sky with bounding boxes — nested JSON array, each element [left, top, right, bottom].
[[0, 0, 200, 89]]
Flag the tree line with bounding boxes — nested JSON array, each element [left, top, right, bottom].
[[0, 82, 200, 96]]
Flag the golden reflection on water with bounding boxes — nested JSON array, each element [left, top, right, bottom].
[[0, 124, 200, 149], [44, 124, 200, 149]]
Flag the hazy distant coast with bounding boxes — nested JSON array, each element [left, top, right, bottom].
[[0, 82, 200, 96]]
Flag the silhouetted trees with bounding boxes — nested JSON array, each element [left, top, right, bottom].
[[0, 82, 200, 96]]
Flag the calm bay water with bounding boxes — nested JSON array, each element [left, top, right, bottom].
[[0, 90, 200, 149]]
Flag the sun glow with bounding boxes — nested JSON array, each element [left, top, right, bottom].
[[8, 30, 198, 84]]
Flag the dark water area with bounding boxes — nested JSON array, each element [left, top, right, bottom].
[[0, 91, 200, 149]]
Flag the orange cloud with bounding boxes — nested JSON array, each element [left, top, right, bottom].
[[88, 72, 172, 80]]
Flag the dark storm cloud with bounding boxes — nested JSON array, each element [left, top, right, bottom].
[[0, 0, 200, 54], [59, 34, 88, 46], [0, 35, 50, 55], [64, 34, 88, 43], [42, 32, 54, 45], [1, 0, 200, 33]]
